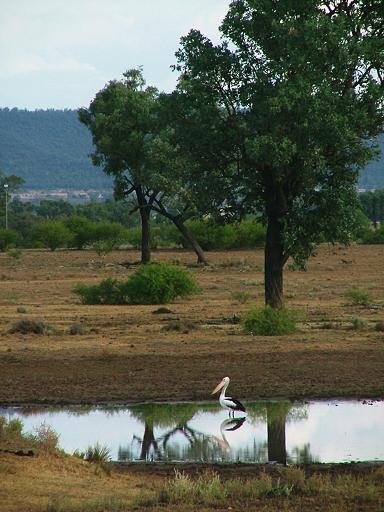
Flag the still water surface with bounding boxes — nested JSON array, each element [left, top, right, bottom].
[[2, 400, 384, 464]]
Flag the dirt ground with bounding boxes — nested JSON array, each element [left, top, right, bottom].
[[0, 244, 383, 406]]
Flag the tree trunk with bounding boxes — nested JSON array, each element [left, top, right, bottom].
[[172, 217, 207, 264], [264, 214, 285, 309], [136, 188, 151, 264], [139, 206, 151, 263]]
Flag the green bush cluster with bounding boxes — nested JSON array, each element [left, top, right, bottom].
[[74, 262, 198, 305], [243, 306, 300, 335], [178, 219, 266, 250], [358, 224, 384, 244], [0, 228, 20, 252]]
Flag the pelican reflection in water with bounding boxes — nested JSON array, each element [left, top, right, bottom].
[[217, 416, 246, 449]]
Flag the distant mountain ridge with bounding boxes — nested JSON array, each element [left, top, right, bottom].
[[0, 108, 112, 190], [0, 108, 383, 191]]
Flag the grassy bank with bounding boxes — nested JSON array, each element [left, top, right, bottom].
[[1, 451, 384, 511]]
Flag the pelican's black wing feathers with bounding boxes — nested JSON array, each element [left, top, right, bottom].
[[227, 396, 246, 412]]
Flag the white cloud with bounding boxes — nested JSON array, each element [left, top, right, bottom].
[[0, 0, 230, 109]]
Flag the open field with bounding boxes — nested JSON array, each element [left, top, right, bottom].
[[0, 244, 384, 404]]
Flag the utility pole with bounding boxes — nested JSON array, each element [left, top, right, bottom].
[[4, 183, 8, 229]]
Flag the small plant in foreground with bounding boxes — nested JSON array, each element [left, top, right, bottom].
[[83, 443, 111, 464], [69, 322, 87, 335], [350, 316, 368, 330], [346, 287, 372, 306], [243, 305, 301, 335], [16, 305, 28, 314], [7, 248, 23, 260], [0, 416, 23, 440], [375, 321, 384, 332], [231, 291, 251, 303], [9, 318, 54, 335], [32, 422, 60, 452]]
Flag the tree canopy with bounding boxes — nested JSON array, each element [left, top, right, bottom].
[[174, 0, 384, 307], [79, 69, 208, 263]]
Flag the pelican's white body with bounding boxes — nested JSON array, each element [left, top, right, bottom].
[[211, 376, 246, 416]]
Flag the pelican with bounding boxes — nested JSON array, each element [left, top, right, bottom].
[[211, 376, 246, 416]]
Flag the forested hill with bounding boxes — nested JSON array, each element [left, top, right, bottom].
[[0, 108, 383, 190], [0, 108, 112, 190], [358, 135, 384, 190]]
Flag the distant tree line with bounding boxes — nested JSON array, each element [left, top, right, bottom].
[[0, 193, 383, 254], [0, 198, 268, 253], [359, 190, 384, 227]]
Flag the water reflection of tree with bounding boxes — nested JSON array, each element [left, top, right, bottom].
[[246, 401, 313, 464], [119, 403, 253, 462], [121, 403, 206, 461], [289, 444, 319, 464]]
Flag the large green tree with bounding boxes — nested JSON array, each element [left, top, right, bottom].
[[79, 69, 207, 264], [79, 70, 158, 263], [174, 0, 384, 308]]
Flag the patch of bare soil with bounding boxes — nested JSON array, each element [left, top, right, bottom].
[[0, 244, 383, 405]]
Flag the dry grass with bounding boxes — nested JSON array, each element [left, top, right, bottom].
[[133, 466, 384, 511], [2, 452, 383, 512], [0, 452, 144, 512]]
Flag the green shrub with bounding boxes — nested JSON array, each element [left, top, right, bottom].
[[91, 221, 129, 255], [83, 443, 111, 463], [345, 287, 372, 306], [32, 220, 73, 251], [180, 219, 266, 251], [231, 219, 266, 248], [243, 305, 300, 335], [73, 278, 123, 305], [121, 262, 198, 304], [350, 316, 368, 330], [0, 417, 23, 439], [64, 216, 94, 249], [0, 228, 20, 251], [359, 224, 384, 244], [74, 262, 198, 305], [7, 248, 23, 260]]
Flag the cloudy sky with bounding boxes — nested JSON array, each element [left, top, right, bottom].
[[1, 0, 230, 110]]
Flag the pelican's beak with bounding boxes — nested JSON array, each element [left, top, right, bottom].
[[211, 379, 225, 395]]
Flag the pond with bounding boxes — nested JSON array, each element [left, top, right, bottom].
[[2, 400, 384, 464]]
